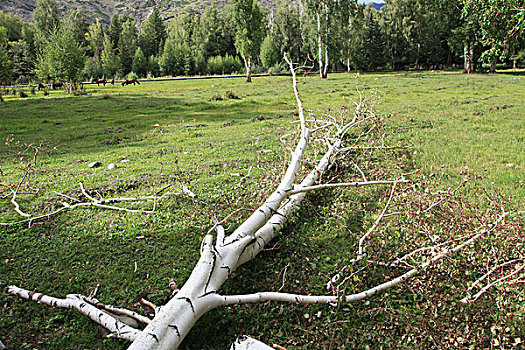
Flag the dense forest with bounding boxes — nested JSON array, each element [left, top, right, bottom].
[[0, 0, 524, 86]]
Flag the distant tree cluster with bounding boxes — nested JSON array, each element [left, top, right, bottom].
[[0, 0, 524, 86]]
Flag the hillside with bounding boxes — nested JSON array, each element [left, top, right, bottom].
[[0, 0, 276, 25], [1, 0, 386, 25]]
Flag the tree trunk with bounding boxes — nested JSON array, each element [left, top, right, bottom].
[[513, 59, 517, 69], [469, 44, 475, 73], [244, 56, 252, 83], [490, 58, 496, 73], [347, 57, 351, 72], [317, 11, 324, 79], [322, 43, 328, 79], [463, 43, 470, 74]]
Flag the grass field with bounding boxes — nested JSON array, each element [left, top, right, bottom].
[[0, 71, 524, 349]]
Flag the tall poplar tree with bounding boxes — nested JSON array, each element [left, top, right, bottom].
[[0, 26, 12, 85], [232, 0, 265, 82]]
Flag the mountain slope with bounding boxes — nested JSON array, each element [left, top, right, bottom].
[[0, 0, 273, 25]]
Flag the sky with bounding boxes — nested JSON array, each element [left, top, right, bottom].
[[359, 0, 387, 4]]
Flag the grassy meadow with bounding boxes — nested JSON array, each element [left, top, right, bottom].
[[0, 71, 524, 349]]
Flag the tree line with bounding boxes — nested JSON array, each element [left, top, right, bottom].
[[0, 0, 524, 87]]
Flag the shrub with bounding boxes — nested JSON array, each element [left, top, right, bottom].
[[207, 55, 243, 75], [224, 90, 239, 99], [210, 93, 223, 101]]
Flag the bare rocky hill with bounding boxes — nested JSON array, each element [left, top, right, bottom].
[[0, 0, 277, 25]]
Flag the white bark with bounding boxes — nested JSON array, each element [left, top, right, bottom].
[[230, 336, 274, 350], [317, 11, 325, 79], [7, 286, 141, 341]]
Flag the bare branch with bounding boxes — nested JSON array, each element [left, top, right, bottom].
[[81, 295, 152, 325], [354, 182, 398, 262], [1, 182, 192, 226], [7, 286, 140, 341], [286, 180, 409, 196], [222, 211, 509, 307], [284, 53, 307, 135], [461, 259, 524, 303]]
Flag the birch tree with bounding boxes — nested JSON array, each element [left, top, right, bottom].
[[232, 0, 265, 83], [4, 55, 515, 349], [461, 0, 525, 72], [304, 0, 332, 78]]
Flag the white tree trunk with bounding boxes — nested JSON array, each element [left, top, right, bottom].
[[317, 11, 325, 79], [244, 56, 252, 83]]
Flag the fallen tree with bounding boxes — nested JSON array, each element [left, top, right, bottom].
[[4, 55, 518, 349]]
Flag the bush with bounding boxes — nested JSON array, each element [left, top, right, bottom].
[[250, 63, 266, 75], [15, 75, 31, 85], [224, 90, 239, 99], [126, 72, 139, 80], [269, 62, 287, 75], [209, 93, 223, 101], [207, 55, 243, 75], [260, 35, 279, 69]]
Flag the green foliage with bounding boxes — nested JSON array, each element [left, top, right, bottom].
[[161, 38, 189, 76], [207, 54, 243, 75], [272, 1, 302, 62], [193, 4, 232, 58], [259, 35, 279, 69], [63, 8, 88, 47], [118, 19, 138, 75], [131, 47, 148, 78], [461, 0, 525, 65], [35, 25, 85, 86], [33, 0, 59, 36], [101, 33, 121, 77], [0, 11, 24, 41], [85, 19, 104, 61], [139, 7, 166, 59], [148, 55, 161, 77], [231, 0, 265, 80], [0, 26, 12, 84]]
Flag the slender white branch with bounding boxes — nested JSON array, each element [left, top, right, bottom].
[[1, 182, 190, 226], [286, 180, 409, 196], [461, 259, 524, 303], [284, 53, 307, 135], [81, 295, 152, 325], [10, 189, 31, 217], [7, 286, 141, 341], [222, 211, 509, 307], [355, 182, 398, 261], [339, 145, 410, 152]]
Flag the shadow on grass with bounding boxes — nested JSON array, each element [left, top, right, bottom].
[[0, 94, 292, 158]]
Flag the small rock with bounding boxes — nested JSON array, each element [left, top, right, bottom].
[[120, 159, 130, 163], [107, 163, 117, 169], [88, 161, 102, 168]]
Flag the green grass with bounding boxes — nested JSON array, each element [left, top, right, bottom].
[[0, 71, 524, 349]]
